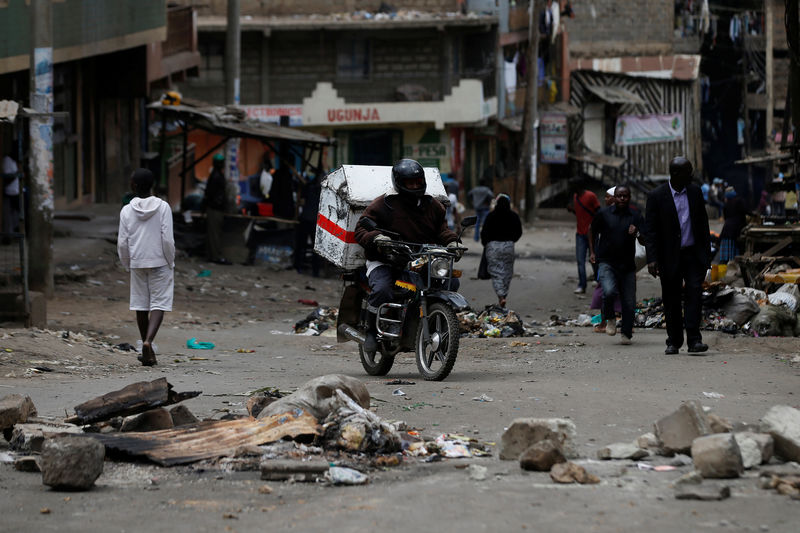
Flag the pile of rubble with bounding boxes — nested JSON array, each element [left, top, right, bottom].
[[458, 306, 531, 338], [293, 306, 337, 335], [498, 400, 800, 500], [0, 374, 493, 490]]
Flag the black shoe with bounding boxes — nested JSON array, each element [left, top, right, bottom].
[[363, 330, 378, 353], [664, 345, 679, 355], [687, 342, 709, 354]]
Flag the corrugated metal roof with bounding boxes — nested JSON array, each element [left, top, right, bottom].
[[585, 85, 646, 105], [148, 102, 334, 146]]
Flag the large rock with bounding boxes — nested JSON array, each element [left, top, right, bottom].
[[654, 401, 711, 454], [734, 432, 774, 469], [636, 432, 660, 450], [760, 405, 800, 462], [9, 420, 83, 452], [597, 442, 649, 460], [258, 375, 370, 420], [519, 440, 565, 471], [500, 418, 577, 460], [120, 408, 174, 432], [0, 394, 37, 431], [691, 434, 744, 479], [169, 405, 199, 427], [40, 436, 105, 490]]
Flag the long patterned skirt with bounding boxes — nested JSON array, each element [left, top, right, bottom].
[[485, 241, 515, 298]]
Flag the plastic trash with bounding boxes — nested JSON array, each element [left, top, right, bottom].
[[435, 435, 472, 458], [298, 299, 319, 306], [472, 394, 494, 402], [392, 389, 406, 396], [186, 337, 215, 349], [196, 269, 212, 277], [325, 466, 369, 485], [591, 314, 602, 325], [702, 391, 725, 399]]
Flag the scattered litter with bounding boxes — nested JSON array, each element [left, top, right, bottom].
[[435, 435, 472, 458], [187, 338, 215, 350], [458, 306, 529, 338], [385, 379, 415, 385], [392, 389, 406, 397], [196, 270, 211, 277], [0, 452, 14, 464], [472, 394, 494, 402], [326, 466, 369, 485], [702, 391, 725, 399], [236, 349, 256, 353], [545, 348, 560, 353], [297, 299, 319, 306], [114, 343, 137, 352], [293, 307, 337, 335], [637, 463, 677, 472]]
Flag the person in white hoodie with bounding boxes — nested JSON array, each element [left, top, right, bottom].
[[117, 168, 175, 366]]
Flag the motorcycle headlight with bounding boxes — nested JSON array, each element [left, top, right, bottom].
[[430, 257, 451, 278]]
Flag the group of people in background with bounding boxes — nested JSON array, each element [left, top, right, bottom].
[[569, 157, 712, 355]]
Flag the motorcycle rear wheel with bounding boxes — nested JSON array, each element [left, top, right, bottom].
[[416, 302, 460, 381], [359, 343, 396, 376]]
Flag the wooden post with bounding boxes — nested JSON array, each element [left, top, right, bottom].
[[519, 0, 540, 221]]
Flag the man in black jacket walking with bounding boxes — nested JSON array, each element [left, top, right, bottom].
[[644, 157, 710, 355]]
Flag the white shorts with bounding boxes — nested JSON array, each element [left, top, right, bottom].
[[129, 265, 174, 312]]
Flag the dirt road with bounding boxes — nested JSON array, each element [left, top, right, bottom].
[[0, 210, 798, 532]]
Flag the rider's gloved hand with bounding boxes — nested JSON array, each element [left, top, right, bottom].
[[373, 234, 392, 249], [447, 241, 464, 260]]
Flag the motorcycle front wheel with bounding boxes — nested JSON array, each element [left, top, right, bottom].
[[416, 302, 460, 381], [359, 343, 396, 376]]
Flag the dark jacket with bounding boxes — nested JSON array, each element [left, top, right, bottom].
[[644, 183, 711, 278], [591, 204, 645, 272], [204, 169, 227, 211], [480, 208, 522, 245], [720, 197, 748, 240], [355, 194, 458, 262]]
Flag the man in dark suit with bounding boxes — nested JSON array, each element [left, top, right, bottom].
[[644, 157, 711, 355]]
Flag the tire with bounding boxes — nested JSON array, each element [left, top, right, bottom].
[[359, 344, 395, 376], [416, 302, 460, 381]]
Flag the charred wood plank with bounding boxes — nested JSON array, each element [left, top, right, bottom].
[[66, 378, 201, 425], [85, 408, 319, 466]]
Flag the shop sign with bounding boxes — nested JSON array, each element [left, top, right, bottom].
[[326, 107, 381, 123], [242, 105, 303, 126], [615, 113, 683, 146], [540, 112, 568, 164]]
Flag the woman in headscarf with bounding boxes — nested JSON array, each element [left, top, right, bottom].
[[480, 194, 522, 307]]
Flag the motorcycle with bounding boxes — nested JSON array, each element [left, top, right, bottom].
[[336, 216, 477, 381]]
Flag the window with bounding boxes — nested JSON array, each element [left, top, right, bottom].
[[337, 38, 370, 80]]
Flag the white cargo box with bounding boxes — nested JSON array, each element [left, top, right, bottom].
[[314, 165, 448, 270]]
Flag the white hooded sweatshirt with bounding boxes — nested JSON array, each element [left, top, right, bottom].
[[118, 196, 175, 270]]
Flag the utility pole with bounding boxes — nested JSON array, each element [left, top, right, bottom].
[[28, 0, 54, 297], [225, 0, 241, 202], [519, 0, 540, 222], [766, 0, 774, 150]]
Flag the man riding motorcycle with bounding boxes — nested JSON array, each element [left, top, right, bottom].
[[354, 159, 464, 353]]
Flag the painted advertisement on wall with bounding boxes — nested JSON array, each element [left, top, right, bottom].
[[615, 113, 684, 146], [539, 112, 568, 164]]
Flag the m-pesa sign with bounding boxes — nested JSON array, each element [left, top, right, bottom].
[[326, 107, 381, 123]]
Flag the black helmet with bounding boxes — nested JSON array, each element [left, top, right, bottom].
[[391, 159, 426, 199]]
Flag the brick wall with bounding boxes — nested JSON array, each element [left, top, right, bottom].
[[182, 28, 463, 105], [176, 0, 461, 17], [565, 0, 674, 58]]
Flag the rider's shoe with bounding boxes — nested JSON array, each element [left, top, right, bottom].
[[363, 330, 378, 353]]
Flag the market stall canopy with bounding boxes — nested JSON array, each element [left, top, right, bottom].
[[585, 85, 646, 106], [147, 101, 334, 147]]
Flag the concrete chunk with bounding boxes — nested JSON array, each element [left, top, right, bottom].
[[735, 432, 774, 469], [654, 401, 711, 454], [169, 405, 199, 427], [500, 418, 577, 460], [519, 440, 565, 471], [9, 420, 83, 453], [691, 434, 744, 479], [41, 435, 104, 490], [760, 405, 800, 462], [675, 483, 731, 501], [708, 413, 733, 434], [120, 408, 174, 432], [597, 442, 649, 460], [14, 455, 40, 472], [0, 394, 37, 431]]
